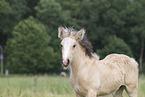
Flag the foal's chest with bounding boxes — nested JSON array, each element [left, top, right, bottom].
[[70, 75, 89, 96]]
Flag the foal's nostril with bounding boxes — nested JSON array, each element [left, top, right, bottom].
[[67, 59, 70, 65]]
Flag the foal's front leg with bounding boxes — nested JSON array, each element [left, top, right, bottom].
[[75, 93, 80, 97], [75, 92, 82, 97], [87, 89, 97, 97]]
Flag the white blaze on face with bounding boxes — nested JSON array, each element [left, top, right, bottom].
[[61, 37, 76, 65], [58, 26, 86, 69]]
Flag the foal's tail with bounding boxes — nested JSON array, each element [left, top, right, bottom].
[[130, 58, 139, 73], [131, 58, 139, 67]]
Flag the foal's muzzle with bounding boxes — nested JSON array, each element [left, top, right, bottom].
[[62, 59, 70, 69]]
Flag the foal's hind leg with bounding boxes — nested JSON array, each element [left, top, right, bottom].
[[125, 84, 138, 97], [113, 86, 125, 97]]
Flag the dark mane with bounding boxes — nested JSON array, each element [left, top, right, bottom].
[[79, 36, 93, 57]]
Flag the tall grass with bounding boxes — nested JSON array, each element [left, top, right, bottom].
[[0, 75, 144, 97], [138, 75, 145, 97], [0, 75, 75, 97]]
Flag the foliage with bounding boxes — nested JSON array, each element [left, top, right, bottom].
[[0, 0, 14, 45], [35, 0, 73, 72], [5, 17, 56, 73], [35, 0, 71, 27], [35, 0, 71, 51], [1, 0, 145, 73], [6, 0, 30, 19], [97, 35, 133, 59]]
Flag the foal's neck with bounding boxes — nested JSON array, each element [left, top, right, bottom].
[[70, 43, 91, 74]]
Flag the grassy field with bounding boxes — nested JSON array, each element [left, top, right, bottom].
[[0, 75, 144, 97]]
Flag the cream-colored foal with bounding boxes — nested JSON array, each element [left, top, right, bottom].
[[58, 26, 138, 97]]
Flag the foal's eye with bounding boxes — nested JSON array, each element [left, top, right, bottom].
[[60, 44, 63, 47], [73, 44, 76, 48]]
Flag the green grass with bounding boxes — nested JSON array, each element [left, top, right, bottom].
[[0, 75, 144, 97], [0, 75, 75, 97]]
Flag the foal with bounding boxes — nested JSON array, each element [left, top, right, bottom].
[[58, 26, 138, 97]]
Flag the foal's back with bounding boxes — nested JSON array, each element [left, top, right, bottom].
[[102, 54, 138, 74], [97, 54, 138, 96]]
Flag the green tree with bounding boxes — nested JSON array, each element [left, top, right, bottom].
[[131, 0, 145, 72], [35, 0, 71, 27], [35, 0, 70, 52], [97, 35, 133, 59], [119, 0, 145, 72], [35, 0, 73, 72], [5, 17, 55, 73], [6, 0, 30, 19], [0, 0, 39, 46], [0, 0, 13, 45]]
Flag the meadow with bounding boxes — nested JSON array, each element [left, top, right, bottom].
[[0, 75, 144, 97]]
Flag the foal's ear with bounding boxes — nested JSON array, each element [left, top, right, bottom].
[[58, 26, 67, 39], [76, 28, 85, 41]]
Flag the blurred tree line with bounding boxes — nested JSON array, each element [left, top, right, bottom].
[[0, 0, 145, 74]]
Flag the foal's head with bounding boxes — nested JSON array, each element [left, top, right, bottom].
[[58, 26, 93, 69]]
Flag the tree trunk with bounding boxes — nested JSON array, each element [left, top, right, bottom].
[[139, 38, 144, 72]]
